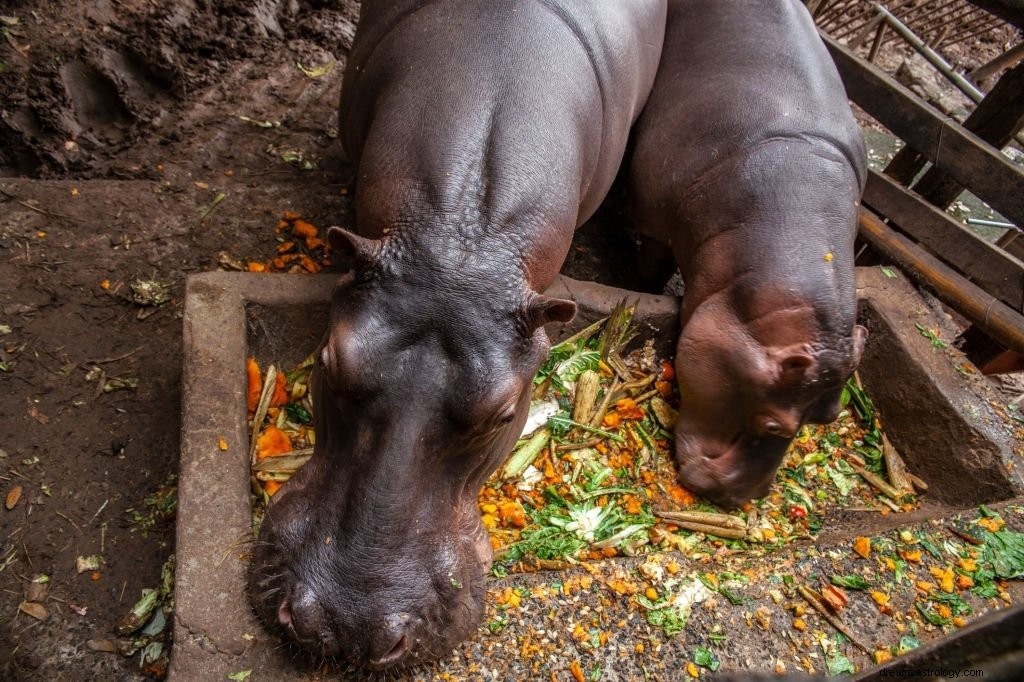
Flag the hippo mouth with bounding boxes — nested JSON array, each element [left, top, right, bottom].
[[673, 432, 789, 509], [248, 524, 491, 670]]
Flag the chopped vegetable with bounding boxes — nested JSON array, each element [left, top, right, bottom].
[[256, 426, 292, 460], [246, 358, 262, 414]]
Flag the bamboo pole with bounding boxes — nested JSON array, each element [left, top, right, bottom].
[[859, 209, 1024, 357]]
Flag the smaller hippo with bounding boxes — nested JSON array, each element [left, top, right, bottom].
[[629, 0, 868, 508], [249, 0, 666, 669]]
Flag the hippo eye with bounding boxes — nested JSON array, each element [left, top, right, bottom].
[[498, 410, 516, 425], [753, 413, 798, 440]]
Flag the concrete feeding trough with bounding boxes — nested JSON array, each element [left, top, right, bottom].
[[171, 267, 1024, 681]]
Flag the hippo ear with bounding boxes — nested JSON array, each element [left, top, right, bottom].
[[327, 226, 382, 271], [851, 324, 868, 368], [776, 350, 816, 386], [525, 295, 577, 331]]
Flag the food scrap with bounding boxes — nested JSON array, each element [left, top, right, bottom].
[[245, 302, 1024, 676], [239, 212, 332, 274]]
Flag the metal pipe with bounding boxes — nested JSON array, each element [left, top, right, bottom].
[[873, 5, 1024, 148], [875, 4, 987, 105], [967, 218, 1016, 229]]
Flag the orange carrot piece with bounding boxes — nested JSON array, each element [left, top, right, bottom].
[[270, 371, 288, 407], [246, 358, 262, 414], [256, 425, 292, 460]]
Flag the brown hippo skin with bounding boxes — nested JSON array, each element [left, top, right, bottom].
[[629, 0, 868, 509], [249, 0, 667, 670]]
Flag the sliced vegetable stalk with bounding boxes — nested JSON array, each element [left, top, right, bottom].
[[502, 428, 550, 480]]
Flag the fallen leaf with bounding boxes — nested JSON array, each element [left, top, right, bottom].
[[76, 555, 104, 573], [103, 377, 139, 393], [19, 601, 48, 621], [296, 60, 335, 79], [25, 579, 47, 602], [87, 639, 118, 653], [5, 485, 22, 510], [820, 584, 848, 612], [27, 403, 49, 425]]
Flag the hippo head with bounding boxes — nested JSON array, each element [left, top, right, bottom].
[[670, 286, 867, 509], [249, 227, 575, 669]]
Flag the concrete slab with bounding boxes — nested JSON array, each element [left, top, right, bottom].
[[173, 269, 1024, 681]]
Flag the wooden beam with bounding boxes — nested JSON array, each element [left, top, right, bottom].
[[823, 34, 1024, 227], [858, 208, 1024, 357], [913, 59, 1024, 209], [969, 40, 1024, 83], [863, 169, 1024, 311]]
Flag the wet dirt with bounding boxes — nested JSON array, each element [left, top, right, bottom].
[[0, 2, 364, 679], [0, 1, 1018, 680]]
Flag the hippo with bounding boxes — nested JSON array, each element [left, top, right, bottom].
[[629, 0, 868, 509], [249, 0, 667, 669]]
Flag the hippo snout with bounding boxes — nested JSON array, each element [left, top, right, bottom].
[[275, 585, 416, 667], [673, 430, 786, 509], [249, 487, 491, 669]]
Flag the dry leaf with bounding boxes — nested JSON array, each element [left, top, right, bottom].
[[87, 639, 118, 653], [25, 581, 47, 603], [19, 601, 48, 621], [820, 584, 848, 612], [5, 485, 22, 510]]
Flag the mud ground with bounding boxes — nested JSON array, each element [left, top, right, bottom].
[[0, 1, 1018, 680]]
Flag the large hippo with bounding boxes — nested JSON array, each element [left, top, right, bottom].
[[249, 0, 666, 669], [629, 0, 868, 508]]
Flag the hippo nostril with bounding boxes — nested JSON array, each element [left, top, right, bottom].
[[372, 633, 409, 667], [368, 613, 413, 668], [282, 586, 330, 642]]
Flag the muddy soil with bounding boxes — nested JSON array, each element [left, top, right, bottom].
[[0, 1, 1017, 680]]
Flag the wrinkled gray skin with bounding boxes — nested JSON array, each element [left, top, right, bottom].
[[630, 0, 868, 509], [250, 0, 666, 669]]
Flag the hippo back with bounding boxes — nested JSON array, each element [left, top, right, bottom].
[[637, 0, 865, 196], [339, 0, 667, 230]]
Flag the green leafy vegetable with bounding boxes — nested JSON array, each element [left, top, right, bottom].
[[831, 574, 871, 590], [693, 646, 720, 671]]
